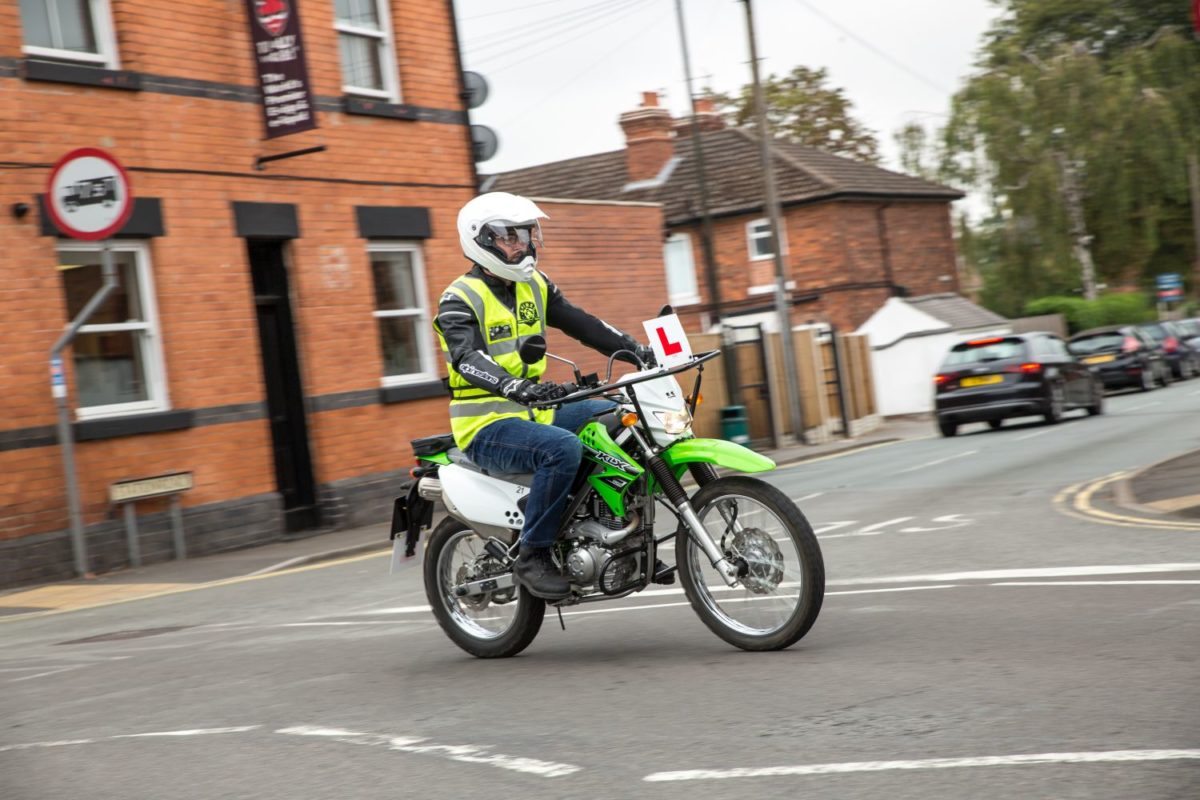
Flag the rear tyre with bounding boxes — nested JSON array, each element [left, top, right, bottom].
[[1087, 381, 1104, 416], [938, 419, 958, 437], [424, 517, 544, 658], [1043, 382, 1064, 425], [676, 477, 824, 652], [987, 419, 1003, 430], [1140, 367, 1154, 392]]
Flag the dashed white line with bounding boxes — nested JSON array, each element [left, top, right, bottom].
[[898, 450, 977, 474], [643, 749, 1200, 782], [0, 727, 260, 753], [1125, 401, 1162, 411], [791, 492, 824, 503], [276, 725, 580, 778]]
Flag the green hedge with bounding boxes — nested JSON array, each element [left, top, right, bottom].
[[1024, 293, 1155, 333]]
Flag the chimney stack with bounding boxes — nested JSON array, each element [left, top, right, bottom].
[[619, 91, 675, 182], [674, 96, 726, 138]]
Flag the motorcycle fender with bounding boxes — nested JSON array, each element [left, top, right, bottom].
[[661, 438, 775, 473]]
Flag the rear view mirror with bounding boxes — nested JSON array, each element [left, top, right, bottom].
[[658, 304, 674, 316], [519, 335, 547, 365]]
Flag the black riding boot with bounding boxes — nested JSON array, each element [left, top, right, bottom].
[[513, 546, 571, 599]]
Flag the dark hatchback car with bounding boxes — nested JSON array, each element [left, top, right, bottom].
[[1136, 320, 1200, 380], [1068, 325, 1169, 391], [934, 332, 1102, 437]]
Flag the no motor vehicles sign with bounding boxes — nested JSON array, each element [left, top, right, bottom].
[[45, 148, 134, 241]]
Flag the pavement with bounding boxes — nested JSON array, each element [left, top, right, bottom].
[[2, 412, 1196, 619]]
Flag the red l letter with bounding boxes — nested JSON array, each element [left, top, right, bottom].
[[656, 326, 683, 356]]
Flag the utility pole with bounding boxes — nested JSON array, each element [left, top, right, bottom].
[[672, 0, 737, 396], [740, 0, 805, 443], [1189, 152, 1200, 302], [1053, 147, 1098, 301]]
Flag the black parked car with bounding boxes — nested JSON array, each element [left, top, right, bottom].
[[1068, 325, 1169, 391], [934, 332, 1103, 437], [1136, 321, 1200, 380]]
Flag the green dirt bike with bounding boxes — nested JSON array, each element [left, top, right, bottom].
[[391, 337, 824, 658]]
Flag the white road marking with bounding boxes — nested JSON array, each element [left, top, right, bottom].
[[6, 665, 85, 683], [898, 450, 978, 474], [822, 517, 914, 539], [791, 492, 824, 503], [1125, 401, 1162, 411], [0, 727, 259, 753], [1014, 428, 1054, 441], [813, 521, 856, 535], [831, 563, 1200, 586], [899, 514, 973, 533], [992, 580, 1200, 587], [275, 725, 580, 778], [642, 749, 1200, 782]]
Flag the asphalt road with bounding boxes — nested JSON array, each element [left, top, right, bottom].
[[4, 382, 1200, 799]]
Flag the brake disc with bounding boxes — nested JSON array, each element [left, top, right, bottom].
[[731, 527, 784, 594]]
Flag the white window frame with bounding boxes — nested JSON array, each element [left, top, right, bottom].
[[746, 217, 786, 262], [334, 0, 401, 102], [369, 242, 436, 386], [58, 241, 169, 420], [20, 0, 121, 69], [663, 232, 701, 307]]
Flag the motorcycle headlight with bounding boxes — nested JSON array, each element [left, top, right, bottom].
[[654, 409, 693, 435]]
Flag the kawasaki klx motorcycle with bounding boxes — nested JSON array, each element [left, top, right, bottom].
[[390, 337, 824, 658]]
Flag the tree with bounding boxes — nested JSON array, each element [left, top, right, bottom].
[[942, 0, 1199, 313], [709, 66, 880, 163]]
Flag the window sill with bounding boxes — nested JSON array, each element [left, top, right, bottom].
[[379, 379, 445, 404], [747, 282, 796, 296], [74, 409, 194, 442], [344, 95, 418, 121], [23, 58, 141, 91]]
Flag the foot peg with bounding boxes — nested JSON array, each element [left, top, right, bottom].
[[652, 559, 676, 585]]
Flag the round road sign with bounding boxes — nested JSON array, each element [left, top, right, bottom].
[[46, 148, 134, 241]]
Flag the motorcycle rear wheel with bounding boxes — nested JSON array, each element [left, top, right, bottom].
[[424, 517, 544, 658], [676, 476, 824, 651]]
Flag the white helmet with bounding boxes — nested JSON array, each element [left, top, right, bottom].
[[457, 192, 548, 282]]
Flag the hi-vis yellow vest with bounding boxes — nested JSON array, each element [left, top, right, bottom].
[[435, 272, 552, 450]]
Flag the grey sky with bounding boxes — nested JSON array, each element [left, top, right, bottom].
[[455, 0, 1001, 177]]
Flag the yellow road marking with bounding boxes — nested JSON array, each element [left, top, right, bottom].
[[0, 550, 390, 624], [1055, 473, 1200, 532]]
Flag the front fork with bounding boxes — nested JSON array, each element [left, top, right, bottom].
[[649, 456, 742, 587]]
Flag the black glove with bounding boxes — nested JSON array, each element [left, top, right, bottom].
[[513, 380, 574, 406], [635, 345, 657, 368]]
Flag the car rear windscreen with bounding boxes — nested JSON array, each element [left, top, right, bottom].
[[942, 338, 1026, 367], [1068, 332, 1125, 354]]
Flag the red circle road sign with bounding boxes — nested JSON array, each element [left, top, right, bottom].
[[45, 148, 134, 241]]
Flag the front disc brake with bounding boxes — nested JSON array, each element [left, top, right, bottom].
[[731, 527, 784, 594]]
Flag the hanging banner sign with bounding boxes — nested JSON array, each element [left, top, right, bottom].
[[243, 0, 318, 139]]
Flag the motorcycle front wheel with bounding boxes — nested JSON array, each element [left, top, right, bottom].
[[424, 517, 544, 658], [676, 476, 824, 651]]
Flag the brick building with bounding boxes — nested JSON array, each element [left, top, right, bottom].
[[487, 92, 967, 334], [0, 0, 666, 587]]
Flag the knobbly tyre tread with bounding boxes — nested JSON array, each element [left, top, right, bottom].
[[423, 517, 545, 658], [676, 476, 824, 651]]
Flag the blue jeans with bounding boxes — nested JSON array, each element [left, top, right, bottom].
[[466, 399, 615, 548]]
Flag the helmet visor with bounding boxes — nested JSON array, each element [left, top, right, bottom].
[[476, 220, 543, 265]]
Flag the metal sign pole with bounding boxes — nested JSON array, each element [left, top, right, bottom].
[[50, 239, 120, 576]]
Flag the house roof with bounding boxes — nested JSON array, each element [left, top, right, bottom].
[[484, 128, 964, 225], [904, 293, 1008, 329]]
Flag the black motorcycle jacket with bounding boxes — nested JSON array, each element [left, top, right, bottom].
[[437, 264, 643, 396]]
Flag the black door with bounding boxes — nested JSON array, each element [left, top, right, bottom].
[[247, 241, 320, 532]]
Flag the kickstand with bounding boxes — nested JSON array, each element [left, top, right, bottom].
[[555, 605, 566, 631]]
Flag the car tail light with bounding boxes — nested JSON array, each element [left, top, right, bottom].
[[967, 336, 1004, 346], [1122, 336, 1141, 353], [1019, 363, 1042, 374], [1164, 336, 1179, 353], [934, 373, 950, 386]]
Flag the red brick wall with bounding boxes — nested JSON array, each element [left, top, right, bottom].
[[672, 200, 961, 333], [0, 0, 478, 544]]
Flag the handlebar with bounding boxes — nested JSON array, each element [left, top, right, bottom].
[[527, 350, 721, 409]]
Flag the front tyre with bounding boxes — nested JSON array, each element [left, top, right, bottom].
[[424, 517, 544, 658], [676, 476, 824, 651]]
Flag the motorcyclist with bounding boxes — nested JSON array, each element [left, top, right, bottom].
[[435, 192, 655, 599]]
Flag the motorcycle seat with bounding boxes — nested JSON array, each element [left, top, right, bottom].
[[446, 448, 535, 487]]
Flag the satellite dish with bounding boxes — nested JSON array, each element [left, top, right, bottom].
[[470, 124, 499, 163], [462, 71, 489, 110]]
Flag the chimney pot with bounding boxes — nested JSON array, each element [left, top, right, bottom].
[[641, 91, 659, 108]]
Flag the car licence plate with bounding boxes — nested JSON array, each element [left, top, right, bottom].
[[960, 374, 1003, 388], [1083, 354, 1116, 364]]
